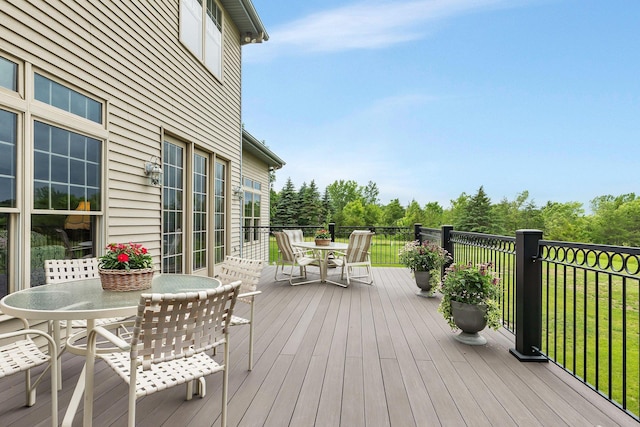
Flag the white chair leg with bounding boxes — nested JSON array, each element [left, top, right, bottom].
[[221, 342, 229, 427], [186, 380, 194, 400], [248, 304, 255, 371], [128, 381, 137, 427], [25, 370, 35, 407], [197, 377, 206, 397]]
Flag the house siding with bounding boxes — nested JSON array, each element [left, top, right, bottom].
[[0, 0, 247, 288]]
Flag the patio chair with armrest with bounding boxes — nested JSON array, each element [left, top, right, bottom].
[[0, 317, 58, 427], [333, 230, 375, 286], [273, 231, 319, 285], [215, 255, 264, 370], [83, 281, 241, 427], [45, 258, 129, 361]]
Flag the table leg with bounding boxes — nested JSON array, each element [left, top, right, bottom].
[[62, 364, 85, 426], [62, 318, 95, 427], [321, 250, 347, 287], [52, 320, 63, 390]]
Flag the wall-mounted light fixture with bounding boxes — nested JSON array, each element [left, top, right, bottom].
[[144, 156, 162, 186], [232, 185, 244, 199], [242, 32, 264, 44]]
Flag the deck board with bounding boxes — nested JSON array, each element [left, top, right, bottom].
[[0, 266, 634, 426]]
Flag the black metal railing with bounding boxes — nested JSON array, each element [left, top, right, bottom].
[[416, 224, 639, 421], [537, 240, 640, 420], [243, 223, 639, 421]]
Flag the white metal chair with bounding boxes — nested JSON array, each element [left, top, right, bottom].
[[333, 230, 375, 286], [45, 258, 127, 352], [0, 318, 58, 427], [216, 256, 264, 370], [83, 281, 241, 427], [273, 231, 319, 285]]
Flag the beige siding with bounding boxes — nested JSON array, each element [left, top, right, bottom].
[[1, 0, 244, 268]]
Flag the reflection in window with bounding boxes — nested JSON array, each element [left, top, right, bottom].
[[29, 214, 94, 287], [163, 142, 184, 273], [193, 153, 208, 270], [214, 160, 226, 263], [33, 121, 101, 211], [34, 74, 102, 123], [243, 178, 261, 243], [0, 57, 17, 91], [0, 214, 8, 298], [0, 110, 17, 207]]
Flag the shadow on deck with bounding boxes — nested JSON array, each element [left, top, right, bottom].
[[0, 266, 633, 426]]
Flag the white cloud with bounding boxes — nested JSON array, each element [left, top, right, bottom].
[[246, 0, 516, 61]]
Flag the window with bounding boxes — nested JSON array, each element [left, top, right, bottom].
[[34, 73, 102, 123], [0, 213, 8, 298], [180, 0, 222, 79], [243, 178, 261, 243], [213, 160, 226, 263], [163, 141, 184, 273], [33, 121, 101, 210], [193, 153, 208, 270], [0, 110, 17, 208], [0, 57, 17, 91]]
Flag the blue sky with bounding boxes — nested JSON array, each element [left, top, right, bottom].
[[241, 0, 639, 211]]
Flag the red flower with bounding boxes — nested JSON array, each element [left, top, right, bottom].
[[117, 253, 129, 263]]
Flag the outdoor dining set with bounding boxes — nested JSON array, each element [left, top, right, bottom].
[[0, 229, 374, 426]]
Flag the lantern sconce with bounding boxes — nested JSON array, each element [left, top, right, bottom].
[[144, 156, 162, 186], [232, 185, 244, 199]]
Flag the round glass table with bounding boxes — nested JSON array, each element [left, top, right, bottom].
[[0, 273, 221, 427]]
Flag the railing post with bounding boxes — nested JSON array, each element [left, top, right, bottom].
[[441, 225, 454, 277], [510, 229, 547, 362], [414, 223, 422, 243], [329, 223, 336, 242]]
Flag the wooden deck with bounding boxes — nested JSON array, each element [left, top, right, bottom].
[[0, 266, 635, 426]]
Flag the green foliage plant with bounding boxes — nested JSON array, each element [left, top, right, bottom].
[[398, 240, 450, 272], [314, 229, 331, 239], [98, 242, 153, 271], [438, 262, 502, 330]]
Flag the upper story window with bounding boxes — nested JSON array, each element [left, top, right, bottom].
[[34, 74, 102, 123], [180, 0, 222, 79], [0, 57, 17, 91]]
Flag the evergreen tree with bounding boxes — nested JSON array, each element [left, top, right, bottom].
[[273, 178, 298, 226], [298, 180, 322, 226], [459, 186, 493, 233], [321, 189, 333, 225]]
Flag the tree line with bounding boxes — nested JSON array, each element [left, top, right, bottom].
[[270, 178, 640, 247]]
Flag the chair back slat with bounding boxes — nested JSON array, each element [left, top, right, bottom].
[[45, 258, 99, 284], [346, 231, 374, 263], [273, 231, 297, 262], [283, 229, 304, 244], [217, 256, 264, 293], [131, 282, 240, 370]]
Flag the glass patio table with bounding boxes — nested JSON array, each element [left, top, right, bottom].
[[0, 273, 221, 426]]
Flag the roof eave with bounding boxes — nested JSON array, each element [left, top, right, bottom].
[[242, 130, 285, 170], [220, 0, 269, 45]]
